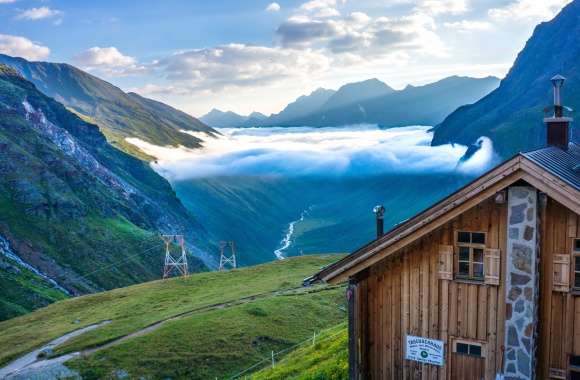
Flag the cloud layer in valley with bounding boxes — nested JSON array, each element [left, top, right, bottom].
[[127, 126, 495, 181]]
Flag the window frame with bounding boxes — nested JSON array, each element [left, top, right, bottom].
[[573, 238, 580, 291], [452, 339, 486, 358], [454, 231, 487, 282]]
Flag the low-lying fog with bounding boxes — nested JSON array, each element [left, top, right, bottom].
[[127, 125, 496, 180]]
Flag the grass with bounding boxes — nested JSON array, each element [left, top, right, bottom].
[[250, 323, 348, 380], [0, 255, 344, 374], [68, 287, 345, 379]]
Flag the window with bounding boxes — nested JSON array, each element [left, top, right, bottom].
[[570, 354, 580, 380], [574, 239, 580, 290], [456, 231, 486, 281], [453, 340, 484, 358]]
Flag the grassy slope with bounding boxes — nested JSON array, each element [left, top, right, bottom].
[[0, 54, 215, 157], [0, 258, 68, 321], [251, 324, 348, 380], [0, 255, 345, 379], [0, 63, 210, 318]]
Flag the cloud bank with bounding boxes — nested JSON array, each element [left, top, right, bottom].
[[0, 34, 50, 60], [126, 125, 495, 181]]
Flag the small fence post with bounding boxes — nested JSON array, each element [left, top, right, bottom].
[[271, 350, 275, 368], [312, 331, 316, 346]]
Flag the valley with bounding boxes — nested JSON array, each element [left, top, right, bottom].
[[133, 125, 494, 266]]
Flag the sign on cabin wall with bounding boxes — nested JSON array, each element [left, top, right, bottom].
[[405, 335, 445, 366]]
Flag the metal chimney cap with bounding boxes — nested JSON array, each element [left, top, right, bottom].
[[551, 74, 566, 87], [373, 205, 385, 216]]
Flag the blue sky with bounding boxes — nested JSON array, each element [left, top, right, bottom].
[[0, 0, 572, 116]]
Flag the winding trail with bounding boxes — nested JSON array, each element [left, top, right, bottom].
[[0, 284, 341, 379], [0, 320, 111, 379]]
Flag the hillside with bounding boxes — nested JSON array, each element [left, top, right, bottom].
[[0, 256, 346, 380], [0, 64, 209, 320], [251, 323, 348, 380], [0, 54, 216, 157], [431, 0, 580, 158], [283, 76, 499, 128]]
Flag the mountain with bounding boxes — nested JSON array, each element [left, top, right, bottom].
[[266, 88, 336, 125], [0, 256, 344, 379], [0, 64, 209, 320], [431, 0, 580, 158], [321, 78, 394, 111], [200, 109, 270, 128], [200, 108, 249, 128], [249, 111, 267, 120], [0, 54, 216, 158], [280, 76, 500, 127]]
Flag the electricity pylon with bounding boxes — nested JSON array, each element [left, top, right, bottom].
[[161, 235, 188, 278], [218, 241, 237, 271]]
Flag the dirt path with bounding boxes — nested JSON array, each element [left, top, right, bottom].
[[0, 320, 111, 379], [0, 285, 340, 379]]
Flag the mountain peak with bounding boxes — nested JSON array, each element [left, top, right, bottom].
[[432, 0, 580, 157]]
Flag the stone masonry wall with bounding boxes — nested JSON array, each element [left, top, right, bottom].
[[503, 187, 538, 380]]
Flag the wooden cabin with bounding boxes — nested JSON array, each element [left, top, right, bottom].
[[310, 77, 580, 380]]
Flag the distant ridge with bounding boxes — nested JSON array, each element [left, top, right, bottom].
[[202, 76, 499, 129], [0, 54, 216, 157], [272, 76, 499, 128]]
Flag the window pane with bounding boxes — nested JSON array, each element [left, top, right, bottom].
[[473, 263, 484, 278], [473, 248, 483, 263], [456, 343, 469, 354], [576, 257, 580, 271], [575, 239, 580, 252], [571, 355, 580, 367], [575, 272, 580, 289], [459, 246, 470, 261], [459, 262, 469, 275], [469, 345, 482, 357], [472, 232, 485, 245], [458, 232, 470, 243]]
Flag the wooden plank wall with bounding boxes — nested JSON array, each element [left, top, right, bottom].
[[538, 198, 580, 379], [354, 197, 507, 380]]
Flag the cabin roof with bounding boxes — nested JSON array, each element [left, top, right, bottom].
[[311, 143, 580, 284], [522, 143, 580, 191]]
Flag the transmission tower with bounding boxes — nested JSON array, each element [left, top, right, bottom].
[[161, 235, 189, 278], [219, 241, 237, 271]]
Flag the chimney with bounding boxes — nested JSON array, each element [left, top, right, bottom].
[[373, 205, 385, 239], [544, 74, 573, 150]]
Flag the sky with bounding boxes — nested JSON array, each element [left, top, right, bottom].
[[0, 0, 573, 117]]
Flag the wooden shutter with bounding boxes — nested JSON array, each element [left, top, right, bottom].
[[484, 248, 500, 285], [553, 254, 570, 292], [438, 245, 453, 280]]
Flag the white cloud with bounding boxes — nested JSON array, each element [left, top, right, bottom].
[[488, 0, 572, 21], [277, 11, 446, 58], [299, 0, 345, 18], [73, 46, 146, 76], [416, 0, 468, 15], [444, 20, 492, 31], [155, 43, 330, 92], [125, 126, 493, 181], [0, 34, 50, 60], [266, 2, 281, 12], [16, 7, 62, 21]]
